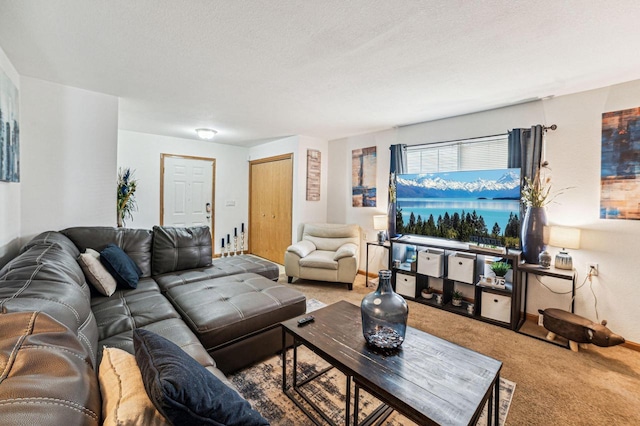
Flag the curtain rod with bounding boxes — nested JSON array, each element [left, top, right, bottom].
[[403, 124, 557, 150]]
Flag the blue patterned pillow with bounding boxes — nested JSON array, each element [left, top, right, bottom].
[[133, 329, 269, 426], [100, 244, 142, 289]]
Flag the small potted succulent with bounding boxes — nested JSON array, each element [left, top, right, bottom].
[[451, 290, 463, 307], [490, 261, 511, 278], [420, 286, 434, 300]]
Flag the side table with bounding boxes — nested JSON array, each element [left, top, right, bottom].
[[518, 262, 577, 348], [364, 241, 390, 287]]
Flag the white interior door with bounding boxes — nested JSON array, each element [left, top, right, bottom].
[[162, 156, 214, 232]]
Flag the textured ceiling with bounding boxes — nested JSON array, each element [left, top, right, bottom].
[[1, 1, 640, 146]]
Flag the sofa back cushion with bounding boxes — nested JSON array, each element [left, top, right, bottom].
[[0, 311, 101, 425], [151, 226, 212, 276], [302, 223, 360, 252], [0, 232, 99, 368], [62, 226, 153, 277]]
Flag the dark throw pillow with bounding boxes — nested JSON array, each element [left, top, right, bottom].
[[100, 243, 143, 289], [133, 329, 269, 426]]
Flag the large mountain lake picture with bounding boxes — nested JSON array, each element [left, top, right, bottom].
[[396, 168, 521, 247]]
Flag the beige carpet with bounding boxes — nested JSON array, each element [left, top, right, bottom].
[[273, 274, 640, 425]]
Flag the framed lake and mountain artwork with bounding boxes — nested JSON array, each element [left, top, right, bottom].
[[0, 66, 19, 183], [352, 146, 377, 207], [601, 106, 640, 220]]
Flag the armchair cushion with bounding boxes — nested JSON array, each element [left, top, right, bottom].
[[286, 240, 316, 258], [299, 251, 338, 270], [333, 243, 358, 261]]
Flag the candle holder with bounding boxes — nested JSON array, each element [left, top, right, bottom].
[[226, 243, 231, 258], [233, 236, 238, 256], [240, 231, 245, 255]]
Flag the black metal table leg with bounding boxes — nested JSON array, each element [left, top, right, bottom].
[[494, 373, 500, 426], [354, 383, 360, 425], [281, 326, 287, 393]]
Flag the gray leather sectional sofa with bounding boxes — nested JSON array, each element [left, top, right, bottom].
[[0, 225, 306, 425]]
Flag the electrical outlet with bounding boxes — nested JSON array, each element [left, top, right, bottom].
[[588, 262, 599, 276], [538, 313, 544, 326]]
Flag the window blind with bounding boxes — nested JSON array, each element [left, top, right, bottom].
[[406, 135, 508, 174]]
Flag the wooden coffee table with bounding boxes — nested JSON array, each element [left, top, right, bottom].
[[281, 300, 502, 425]]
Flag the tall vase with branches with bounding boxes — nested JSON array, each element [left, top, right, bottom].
[[117, 168, 138, 227], [520, 161, 568, 263]]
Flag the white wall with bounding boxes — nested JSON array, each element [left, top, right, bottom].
[[20, 77, 118, 244], [327, 79, 640, 343], [328, 129, 396, 270], [249, 135, 329, 242], [117, 130, 249, 255], [0, 45, 20, 267]]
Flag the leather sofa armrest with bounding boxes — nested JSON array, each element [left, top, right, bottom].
[[287, 240, 316, 258], [333, 243, 357, 261]]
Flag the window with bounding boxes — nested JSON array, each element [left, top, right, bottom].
[[406, 134, 508, 173]]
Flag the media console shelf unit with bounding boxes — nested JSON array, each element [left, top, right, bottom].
[[389, 235, 523, 330]]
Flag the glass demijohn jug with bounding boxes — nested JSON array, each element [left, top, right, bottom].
[[361, 270, 409, 350]]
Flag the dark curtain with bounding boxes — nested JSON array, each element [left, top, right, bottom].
[[509, 125, 545, 250], [388, 144, 407, 237], [508, 125, 543, 180]]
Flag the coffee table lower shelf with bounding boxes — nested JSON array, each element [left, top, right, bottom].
[[282, 330, 352, 426], [281, 334, 405, 426]]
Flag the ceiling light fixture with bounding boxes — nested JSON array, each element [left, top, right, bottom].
[[195, 128, 218, 140]]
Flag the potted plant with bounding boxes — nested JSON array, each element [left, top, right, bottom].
[[490, 261, 511, 278], [117, 167, 138, 227], [420, 286, 434, 299], [451, 290, 463, 307]]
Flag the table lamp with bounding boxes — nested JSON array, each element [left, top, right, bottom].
[[548, 226, 581, 270], [373, 215, 388, 244]]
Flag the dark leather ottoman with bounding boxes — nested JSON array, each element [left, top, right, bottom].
[[164, 272, 306, 373], [154, 254, 280, 291]]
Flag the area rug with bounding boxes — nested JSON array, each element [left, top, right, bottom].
[[229, 345, 515, 425], [305, 298, 327, 313]]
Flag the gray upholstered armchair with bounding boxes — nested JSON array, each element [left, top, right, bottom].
[[284, 223, 360, 290]]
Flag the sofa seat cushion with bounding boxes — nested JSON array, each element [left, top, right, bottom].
[[299, 250, 338, 270], [0, 311, 101, 425], [91, 278, 217, 369], [154, 254, 279, 291], [164, 273, 306, 351], [91, 278, 178, 342], [97, 318, 217, 369]]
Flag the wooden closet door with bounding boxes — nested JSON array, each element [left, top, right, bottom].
[[249, 154, 293, 264]]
